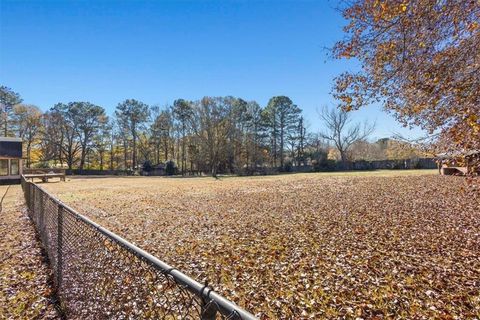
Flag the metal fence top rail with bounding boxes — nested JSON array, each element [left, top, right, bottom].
[[28, 178, 258, 320]]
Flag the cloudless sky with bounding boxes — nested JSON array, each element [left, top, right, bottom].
[[0, 0, 424, 140]]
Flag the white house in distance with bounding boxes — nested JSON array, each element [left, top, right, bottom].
[[0, 137, 23, 184]]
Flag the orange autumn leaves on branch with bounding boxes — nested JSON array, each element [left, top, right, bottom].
[[333, 0, 480, 167]]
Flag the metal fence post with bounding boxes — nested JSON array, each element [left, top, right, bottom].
[[201, 303, 217, 320], [30, 184, 34, 213], [39, 188, 44, 240], [24, 180, 30, 211], [32, 185, 36, 222], [201, 290, 218, 320], [27, 183, 30, 210], [57, 205, 63, 288]]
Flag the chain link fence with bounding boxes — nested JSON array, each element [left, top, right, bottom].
[[21, 176, 257, 320]]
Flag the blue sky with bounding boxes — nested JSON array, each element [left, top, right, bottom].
[[0, 0, 424, 140]]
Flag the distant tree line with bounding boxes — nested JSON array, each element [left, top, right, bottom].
[[0, 85, 425, 176]]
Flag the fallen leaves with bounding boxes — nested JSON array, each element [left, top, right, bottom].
[[0, 185, 59, 319], [44, 172, 480, 319]]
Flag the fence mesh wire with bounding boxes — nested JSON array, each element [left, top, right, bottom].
[[21, 177, 256, 320]]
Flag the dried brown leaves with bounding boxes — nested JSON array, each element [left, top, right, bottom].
[[44, 171, 480, 319], [0, 186, 59, 319]]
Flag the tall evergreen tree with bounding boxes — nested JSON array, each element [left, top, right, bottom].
[[70, 102, 108, 170], [0, 85, 23, 136], [115, 99, 150, 170], [172, 99, 194, 174], [263, 96, 301, 168]]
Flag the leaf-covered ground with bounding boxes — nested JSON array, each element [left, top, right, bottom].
[[0, 185, 60, 319], [44, 170, 480, 319]]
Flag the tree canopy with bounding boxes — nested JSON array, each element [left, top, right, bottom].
[[0, 85, 23, 136], [115, 99, 150, 170], [333, 0, 479, 170]]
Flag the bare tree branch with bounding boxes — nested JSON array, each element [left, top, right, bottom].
[[318, 106, 375, 162]]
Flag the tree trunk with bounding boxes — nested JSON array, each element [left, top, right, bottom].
[[79, 149, 86, 170], [123, 139, 128, 169], [58, 137, 64, 167], [181, 126, 186, 175], [109, 144, 114, 170], [132, 133, 137, 170], [3, 109, 8, 136], [164, 141, 168, 161], [58, 151, 63, 167], [67, 154, 73, 170], [99, 151, 104, 170], [340, 150, 348, 169], [26, 143, 32, 168], [211, 161, 218, 178], [280, 125, 284, 169], [272, 121, 277, 168], [78, 133, 88, 170], [176, 137, 180, 168]]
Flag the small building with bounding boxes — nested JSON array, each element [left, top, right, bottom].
[[436, 150, 480, 175], [142, 163, 165, 176], [0, 137, 23, 184]]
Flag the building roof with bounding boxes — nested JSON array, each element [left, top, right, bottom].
[[0, 137, 22, 142], [436, 149, 480, 159], [0, 137, 23, 158]]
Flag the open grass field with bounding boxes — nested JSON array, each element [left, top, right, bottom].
[[42, 170, 480, 319]]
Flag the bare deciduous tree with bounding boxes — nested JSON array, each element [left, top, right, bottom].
[[318, 106, 375, 163]]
